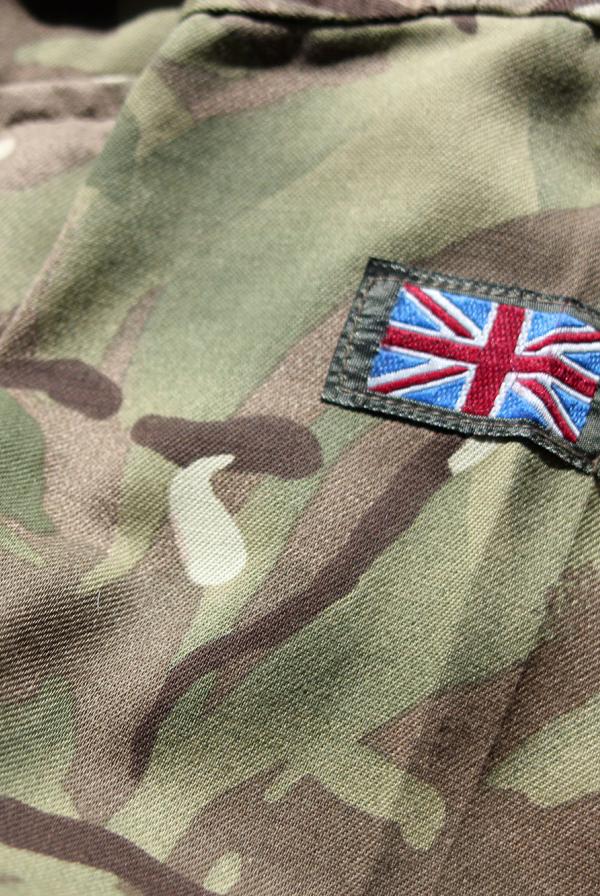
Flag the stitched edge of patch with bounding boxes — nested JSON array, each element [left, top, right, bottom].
[[322, 257, 600, 473]]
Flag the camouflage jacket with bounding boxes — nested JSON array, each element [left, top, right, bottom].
[[1, 1, 600, 893]]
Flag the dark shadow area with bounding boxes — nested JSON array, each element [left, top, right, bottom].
[[20, 0, 180, 29]]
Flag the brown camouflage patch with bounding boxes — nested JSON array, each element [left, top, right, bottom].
[[167, 768, 421, 896], [490, 564, 600, 764], [131, 430, 459, 780], [368, 674, 519, 811], [212, 302, 349, 514], [65, 527, 205, 822], [0, 359, 121, 419], [131, 414, 323, 478], [451, 14, 478, 33], [0, 0, 90, 84], [422, 206, 600, 309], [0, 77, 130, 129], [438, 787, 600, 895], [0, 77, 130, 190], [156, 52, 389, 124], [0, 797, 209, 896], [0, 118, 114, 191]]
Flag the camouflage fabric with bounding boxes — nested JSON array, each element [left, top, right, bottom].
[[1, 1, 600, 893]]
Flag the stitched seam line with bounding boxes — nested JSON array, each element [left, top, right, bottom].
[[179, 4, 596, 29], [326, 387, 593, 471]]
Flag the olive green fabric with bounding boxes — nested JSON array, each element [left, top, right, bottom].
[[1, 2, 600, 894]]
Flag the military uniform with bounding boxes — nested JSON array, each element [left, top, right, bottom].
[[1, 1, 600, 893]]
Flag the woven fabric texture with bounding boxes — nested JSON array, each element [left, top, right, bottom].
[[1, 1, 600, 893]]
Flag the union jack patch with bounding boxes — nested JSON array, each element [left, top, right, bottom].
[[323, 259, 600, 472]]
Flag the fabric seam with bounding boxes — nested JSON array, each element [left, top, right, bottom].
[[179, 4, 596, 29]]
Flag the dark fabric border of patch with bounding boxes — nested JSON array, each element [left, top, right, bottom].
[[322, 257, 600, 474]]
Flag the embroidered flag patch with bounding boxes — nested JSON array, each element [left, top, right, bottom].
[[323, 259, 600, 472]]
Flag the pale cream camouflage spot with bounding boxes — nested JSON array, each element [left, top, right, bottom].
[[169, 455, 247, 586]]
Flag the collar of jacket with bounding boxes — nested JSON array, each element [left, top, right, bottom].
[[179, 0, 600, 28]]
